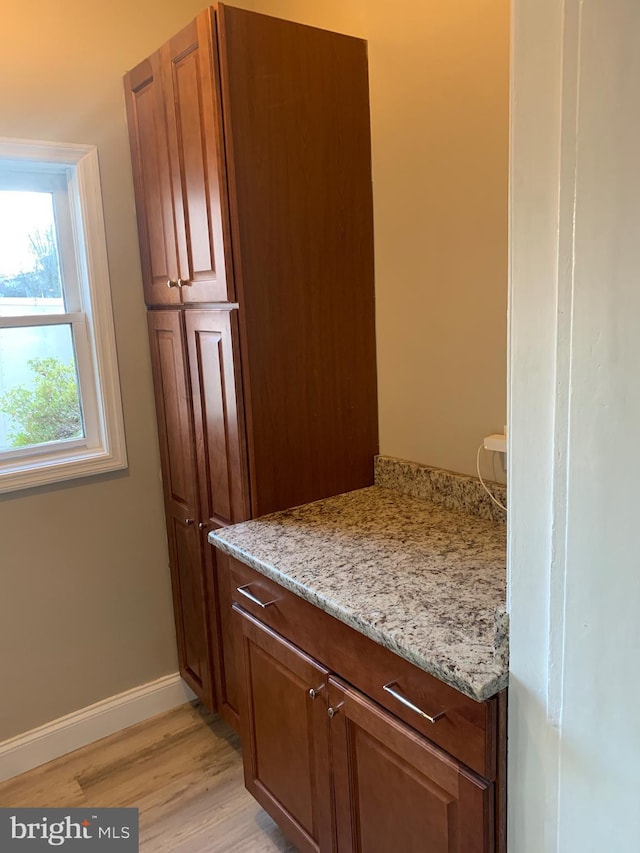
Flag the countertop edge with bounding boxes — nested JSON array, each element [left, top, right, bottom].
[[210, 534, 507, 703]]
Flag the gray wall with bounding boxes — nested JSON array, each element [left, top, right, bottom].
[[0, 0, 211, 741]]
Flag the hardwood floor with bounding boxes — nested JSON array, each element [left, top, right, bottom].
[[0, 703, 297, 852]]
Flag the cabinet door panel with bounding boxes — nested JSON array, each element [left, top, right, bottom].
[[329, 678, 493, 853], [185, 309, 249, 527], [167, 516, 209, 693], [147, 310, 214, 708], [237, 608, 333, 853], [147, 311, 197, 512], [163, 11, 233, 302], [210, 547, 241, 730], [124, 55, 180, 306]]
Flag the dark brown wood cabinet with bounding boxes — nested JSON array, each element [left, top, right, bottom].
[[146, 310, 215, 706], [125, 5, 378, 718], [329, 678, 493, 853], [124, 14, 232, 305], [233, 570, 504, 853], [147, 308, 248, 718], [125, 53, 181, 306], [162, 15, 232, 304], [184, 309, 248, 528], [211, 549, 242, 725], [240, 610, 333, 853]]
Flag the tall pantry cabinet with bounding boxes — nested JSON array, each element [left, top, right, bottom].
[[124, 5, 378, 723]]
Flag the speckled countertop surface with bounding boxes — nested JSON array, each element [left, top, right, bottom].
[[209, 478, 507, 702]]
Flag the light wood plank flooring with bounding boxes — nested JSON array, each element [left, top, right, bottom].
[[0, 703, 297, 852]]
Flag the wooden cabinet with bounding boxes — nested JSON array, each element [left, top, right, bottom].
[[240, 611, 333, 853], [329, 678, 493, 853], [147, 308, 247, 711], [211, 549, 242, 725], [182, 307, 248, 722], [125, 53, 181, 306], [125, 5, 378, 719], [184, 309, 248, 528], [161, 14, 232, 303], [231, 559, 506, 852], [146, 310, 215, 705], [124, 14, 231, 305], [229, 558, 499, 780]]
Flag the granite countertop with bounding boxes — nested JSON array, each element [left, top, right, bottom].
[[209, 460, 507, 702]]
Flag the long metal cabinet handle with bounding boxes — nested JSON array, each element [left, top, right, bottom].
[[382, 681, 446, 724], [236, 584, 276, 609]]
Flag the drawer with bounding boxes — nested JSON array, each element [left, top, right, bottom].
[[229, 557, 498, 779]]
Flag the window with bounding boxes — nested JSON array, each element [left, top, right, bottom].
[[0, 138, 126, 493]]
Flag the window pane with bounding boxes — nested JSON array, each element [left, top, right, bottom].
[[0, 325, 84, 451], [0, 191, 64, 317]]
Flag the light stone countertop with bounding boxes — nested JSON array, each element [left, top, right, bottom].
[[209, 482, 507, 702]]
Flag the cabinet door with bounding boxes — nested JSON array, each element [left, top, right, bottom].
[[124, 55, 181, 306], [165, 514, 212, 703], [161, 10, 233, 303], [210, 548, 241, 730], [146, 310, 214, 708], [184, 308, 249, 726], [184, 309, 249, 528], [237, 608, 334, 853], [328, 677, 493, 853]]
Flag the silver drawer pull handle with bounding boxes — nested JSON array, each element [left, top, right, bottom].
[[382, 681, 446, 724], [327, 703, 343, 718], [308, 686, 324, 699], [236, 584, 276, 609]]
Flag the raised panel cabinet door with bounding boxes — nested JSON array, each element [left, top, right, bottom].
[[146, 310, 198, 514], [146, 310, 215, 709], [237, 608, 334, 853], [185, 308, 246, 723], [210, 547, 241, 731], [328, 677, 494, 853], [124, 54, 181, 306], [184, 309, 250, 528], [161, 10, 233, 303], [165, 513, 213, 706]]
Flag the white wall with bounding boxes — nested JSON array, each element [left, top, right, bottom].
[[509, 0, 640, 849], [508, 0, 565, 844]]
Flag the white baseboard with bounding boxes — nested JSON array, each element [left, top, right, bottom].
[[0, 673, 196, 783]]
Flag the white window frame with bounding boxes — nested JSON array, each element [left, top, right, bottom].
[[0, 138, 127, 493]]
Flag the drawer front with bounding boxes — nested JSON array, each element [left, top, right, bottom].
[[229, 557, 497, 779]]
